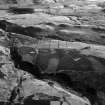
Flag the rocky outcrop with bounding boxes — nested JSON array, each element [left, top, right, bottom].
[[6, 29, 105, 105], [0, 30, 91, 105], [0, 18, 105, 104], [0, 0, 105, 105], [0, 20, 105, 45]]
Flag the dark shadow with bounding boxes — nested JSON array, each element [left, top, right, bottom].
[[10, 45, 42, 79], [92, 27, 105, 33], [24, 95, 50, 105], [0, 20, 26, 35], [8, 7, 34, 14]]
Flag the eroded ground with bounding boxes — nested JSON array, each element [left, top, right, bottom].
[[0, 0, 105, 105]]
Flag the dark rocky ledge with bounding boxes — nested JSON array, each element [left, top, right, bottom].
[[0, 20, 105, 45], [0, 20, 105, 105], [7, 31, 105, 105]]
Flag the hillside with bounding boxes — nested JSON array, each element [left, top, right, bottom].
[[0, 0, 105, 105]]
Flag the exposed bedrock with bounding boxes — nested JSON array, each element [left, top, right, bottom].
[[0, 1, 105, 105], [1, 20, 105, 45], [9, 35, 105, 105], [0, 20, 62, 40], [0, 17, 105, 104]]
